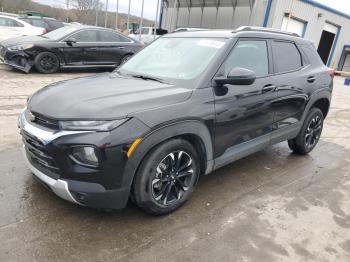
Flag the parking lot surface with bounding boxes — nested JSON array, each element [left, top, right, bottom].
[[0, 66, 350, 261]]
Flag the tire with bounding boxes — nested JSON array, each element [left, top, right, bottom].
[[34, 52, 60, 74], [120, 54, 132, 65], [288, 108, 324, 154], [132, 139, 200, 215]]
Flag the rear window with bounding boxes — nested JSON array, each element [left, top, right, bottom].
[[31, 19, 48, 28], [272, 41, 302, 73], [46, 20, 64, 30]]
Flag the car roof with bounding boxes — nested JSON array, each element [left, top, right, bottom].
[[166, 27, 313, 45], [0, 14, 19, 19], [64, 25, 140, 42]]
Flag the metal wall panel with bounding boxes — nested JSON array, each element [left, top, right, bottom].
[[161, 0, 350, 68], [271, 0, 350, 68]]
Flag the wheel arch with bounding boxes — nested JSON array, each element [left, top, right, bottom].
[[301, 88, 331, 122], [122, 120, 214, 189]]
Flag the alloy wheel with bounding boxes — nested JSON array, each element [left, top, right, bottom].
[[151, 151, 194, 206], [40, 55, 58, 71], [305, 115, 322, 149]]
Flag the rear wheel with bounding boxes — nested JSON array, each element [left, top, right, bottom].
[[288, 108, 324, 154], [34, 52, 60, 74], [132, 139, 200, 215]]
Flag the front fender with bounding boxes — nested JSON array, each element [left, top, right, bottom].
[[122, 120, 214, 189]]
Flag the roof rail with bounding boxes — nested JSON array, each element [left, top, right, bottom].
[[235, 26, 300, 37]]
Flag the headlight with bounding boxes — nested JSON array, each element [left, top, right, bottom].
[[70, 146, 99, 167], [59, 119, 128, 131], [8, 44, 34, 51]]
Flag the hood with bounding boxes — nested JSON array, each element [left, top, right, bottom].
[[1, 35, 53, 47], [28, 73, 192, 120]]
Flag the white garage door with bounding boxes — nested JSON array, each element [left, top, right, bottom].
[[281, 16, 305, 37]]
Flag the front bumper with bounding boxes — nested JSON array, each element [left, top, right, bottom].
[[22, 147, 80, 204], [0, 45, 33, 72], [19, 109, 135, 210]]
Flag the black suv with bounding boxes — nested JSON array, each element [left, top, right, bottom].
[[19, 27, 333, 215]]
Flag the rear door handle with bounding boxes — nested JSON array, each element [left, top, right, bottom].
[[117, 46, 125, 49], [262, 84, 276, 93], [307, 76, 316, 83]]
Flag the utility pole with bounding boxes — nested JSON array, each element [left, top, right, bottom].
[[95, 3, 98, 26], [153, 0, 160, 39], [115, 0, 119, 30], [127, 0, 131, 33], [104, 0, 109, 28], [65, 0, 69, 22], [139, 0, 144, 41]]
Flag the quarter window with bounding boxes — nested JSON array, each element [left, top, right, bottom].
[[272, 41, 302, 72], [224, 40, 269, 78], [99, 30, 122, 42]]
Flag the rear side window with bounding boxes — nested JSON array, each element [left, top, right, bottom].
[[272, 41, 302, 73], [223, 40, 269, 78], [70, 30, 99, 42]]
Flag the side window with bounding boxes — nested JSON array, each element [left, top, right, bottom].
[[119, 35, 132, 43], [99, 30, 121, 42], [223, 40, 269, 78], [70, 30, 99, 42], [0, 17, 22, 27], [272, 41, 302, 72], [0, 18, 8, 26]]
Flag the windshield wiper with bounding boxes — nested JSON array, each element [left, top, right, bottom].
[[128, 74, 165, 83]]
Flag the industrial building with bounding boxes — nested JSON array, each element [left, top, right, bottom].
[[160, 0, 350, 71]]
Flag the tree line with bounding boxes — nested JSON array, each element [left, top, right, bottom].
[[0, 0, 153, 29]]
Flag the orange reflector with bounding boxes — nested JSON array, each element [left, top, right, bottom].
[[127, 138, 142, 158]]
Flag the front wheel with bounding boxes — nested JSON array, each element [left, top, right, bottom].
[[120, 54, 132, 65], [132, 139, 200, 215], [288, 108, 324, 154], [34, 52, 60, 74]]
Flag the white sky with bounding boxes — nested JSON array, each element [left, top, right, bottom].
[[33, 0, 350, 20]]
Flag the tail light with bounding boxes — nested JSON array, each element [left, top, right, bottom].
[[327, 68, 335, 79], [42, 28, 48, 35]]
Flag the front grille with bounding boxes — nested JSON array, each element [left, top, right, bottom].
[[30, 112, 59, 130], [22, 130, 59, 172]]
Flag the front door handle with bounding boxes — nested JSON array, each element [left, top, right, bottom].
[[307, 76, 316, 83], [262, 84, 276, 93], [117, 46, 125, 49]]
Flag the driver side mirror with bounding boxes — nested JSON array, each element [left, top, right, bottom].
[[214, 67, 256, 86], [64, 38, 77, 46]]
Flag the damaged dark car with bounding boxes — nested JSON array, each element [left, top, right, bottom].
[[0, 25, 142, 73]]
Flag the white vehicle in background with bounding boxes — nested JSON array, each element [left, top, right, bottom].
[[129, 27, 168, 44], [173, 27, 206, 32], [0, 15, 46, 41]]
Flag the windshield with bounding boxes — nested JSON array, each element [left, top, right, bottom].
[[119, 37, 227, 80], [44, 26, 78, 40]]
